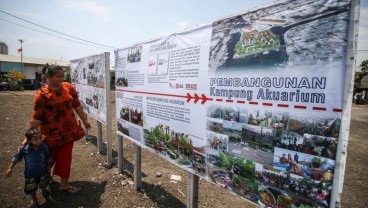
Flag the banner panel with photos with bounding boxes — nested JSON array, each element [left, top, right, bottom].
[[115, 1, 352, 207], [70, 53, 107, 124]]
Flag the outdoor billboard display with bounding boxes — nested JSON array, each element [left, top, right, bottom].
[[70, 53, 108, 124], [115, 0, 355, 207]]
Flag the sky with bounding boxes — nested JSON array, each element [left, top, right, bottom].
[[0, 0, 367, 67]]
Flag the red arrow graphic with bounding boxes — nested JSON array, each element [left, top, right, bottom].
[[115, 89, 340, 111], [185, 93, 212, 104], [194, 93, 200, 104], [201, 94, 210, 104], [186, 93, 193, 102], [117, 90, 213, 105]]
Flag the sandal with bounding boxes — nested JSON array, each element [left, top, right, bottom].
[[60, 186, 81, 194]]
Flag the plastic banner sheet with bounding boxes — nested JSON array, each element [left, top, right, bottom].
[[115, 0, 352, 207], [71, 53, 107, 124]]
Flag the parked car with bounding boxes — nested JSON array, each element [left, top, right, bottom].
[[0, 81, 10, 91]]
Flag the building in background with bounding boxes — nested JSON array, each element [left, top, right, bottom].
[[0, 54, 69, 89], [0, 42, 8, 55]]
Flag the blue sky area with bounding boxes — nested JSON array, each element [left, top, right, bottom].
[[0, 0, 367, 66]]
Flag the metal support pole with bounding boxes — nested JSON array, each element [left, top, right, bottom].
[[104, 52, 113, 165], [330, 0, 360, 207], [84, 113, 89, 141], [117, 135, 124, 173], [187, 172, 199, 208], [134, 143, 142, 191], [97, 121, 103, 154]]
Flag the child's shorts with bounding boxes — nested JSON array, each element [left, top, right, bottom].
[[24, 173, 49, 195]]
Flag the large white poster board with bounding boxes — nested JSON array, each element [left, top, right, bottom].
[[70, 53, 108, 124], [115, 0, 357, 207]]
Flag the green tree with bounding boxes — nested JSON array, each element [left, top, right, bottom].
[[6, 70, 26, 90], [64, 65, 71, 83], [355, 60, 368, 84]]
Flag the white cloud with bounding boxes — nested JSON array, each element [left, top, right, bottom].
[[61, 0, 111, 22]]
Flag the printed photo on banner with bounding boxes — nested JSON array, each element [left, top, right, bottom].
[[144, 123, 207, 176], [235, 124, 275, 167], [255, 163, 332, 207], [148, 55, 158, 75], [70, 62, 80, 84], [117, 100, 143, 126], [206, 131, 229, 155], [116, 70, 128, 87], [130, 106, 143, 126], [70, 60, 84, 84], [117, 119, 144, 144], [207, 104, 277, 167], [208, 0, 349, 74], [120, 104, 130, 122], [247, 109, 289, 130], [92, 93, 99, 109], [128, 45, 142, 63], [82, 87, 93, 112], [70, 53, 107, 124], [273, 147, 335, 182], [206, 151, 258, 203], [148, 53, 170, 75], [85, 58, 104, 88], [117, 121, 130, 136], [209, 15, 286, 73], [157, 53, 170, 75], [275, 113, 341, 160], [257, 183, 316, 208], [115, 92, 144, 143]]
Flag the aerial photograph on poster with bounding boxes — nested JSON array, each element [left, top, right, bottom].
[[208, 0, 350, 73]]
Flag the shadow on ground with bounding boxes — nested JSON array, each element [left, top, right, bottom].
[[42, 181, 107, 208], [87, 135, 147, 177], [141, 181, 186, 208]]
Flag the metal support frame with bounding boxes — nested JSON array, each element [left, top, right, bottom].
[[330, 0, 360, 207], [187, 172, 199, 208], [97, 120, 103, 154], [104, 52, 113, 165], [117, 135, 124, 173], [134, 143, 142, 191], [84, 113, 88, 141]]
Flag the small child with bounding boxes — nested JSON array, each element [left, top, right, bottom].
[[6, 128, 51, 208]]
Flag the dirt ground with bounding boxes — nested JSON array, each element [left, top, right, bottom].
[[0, 90, 367, 208]]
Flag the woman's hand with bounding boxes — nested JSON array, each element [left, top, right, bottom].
[[82, 120, 91, 129], [75, 106, 91, 129]]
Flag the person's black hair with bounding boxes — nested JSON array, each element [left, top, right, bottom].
[[25, 128, 40, 141], [42, 63, 63, 77]]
